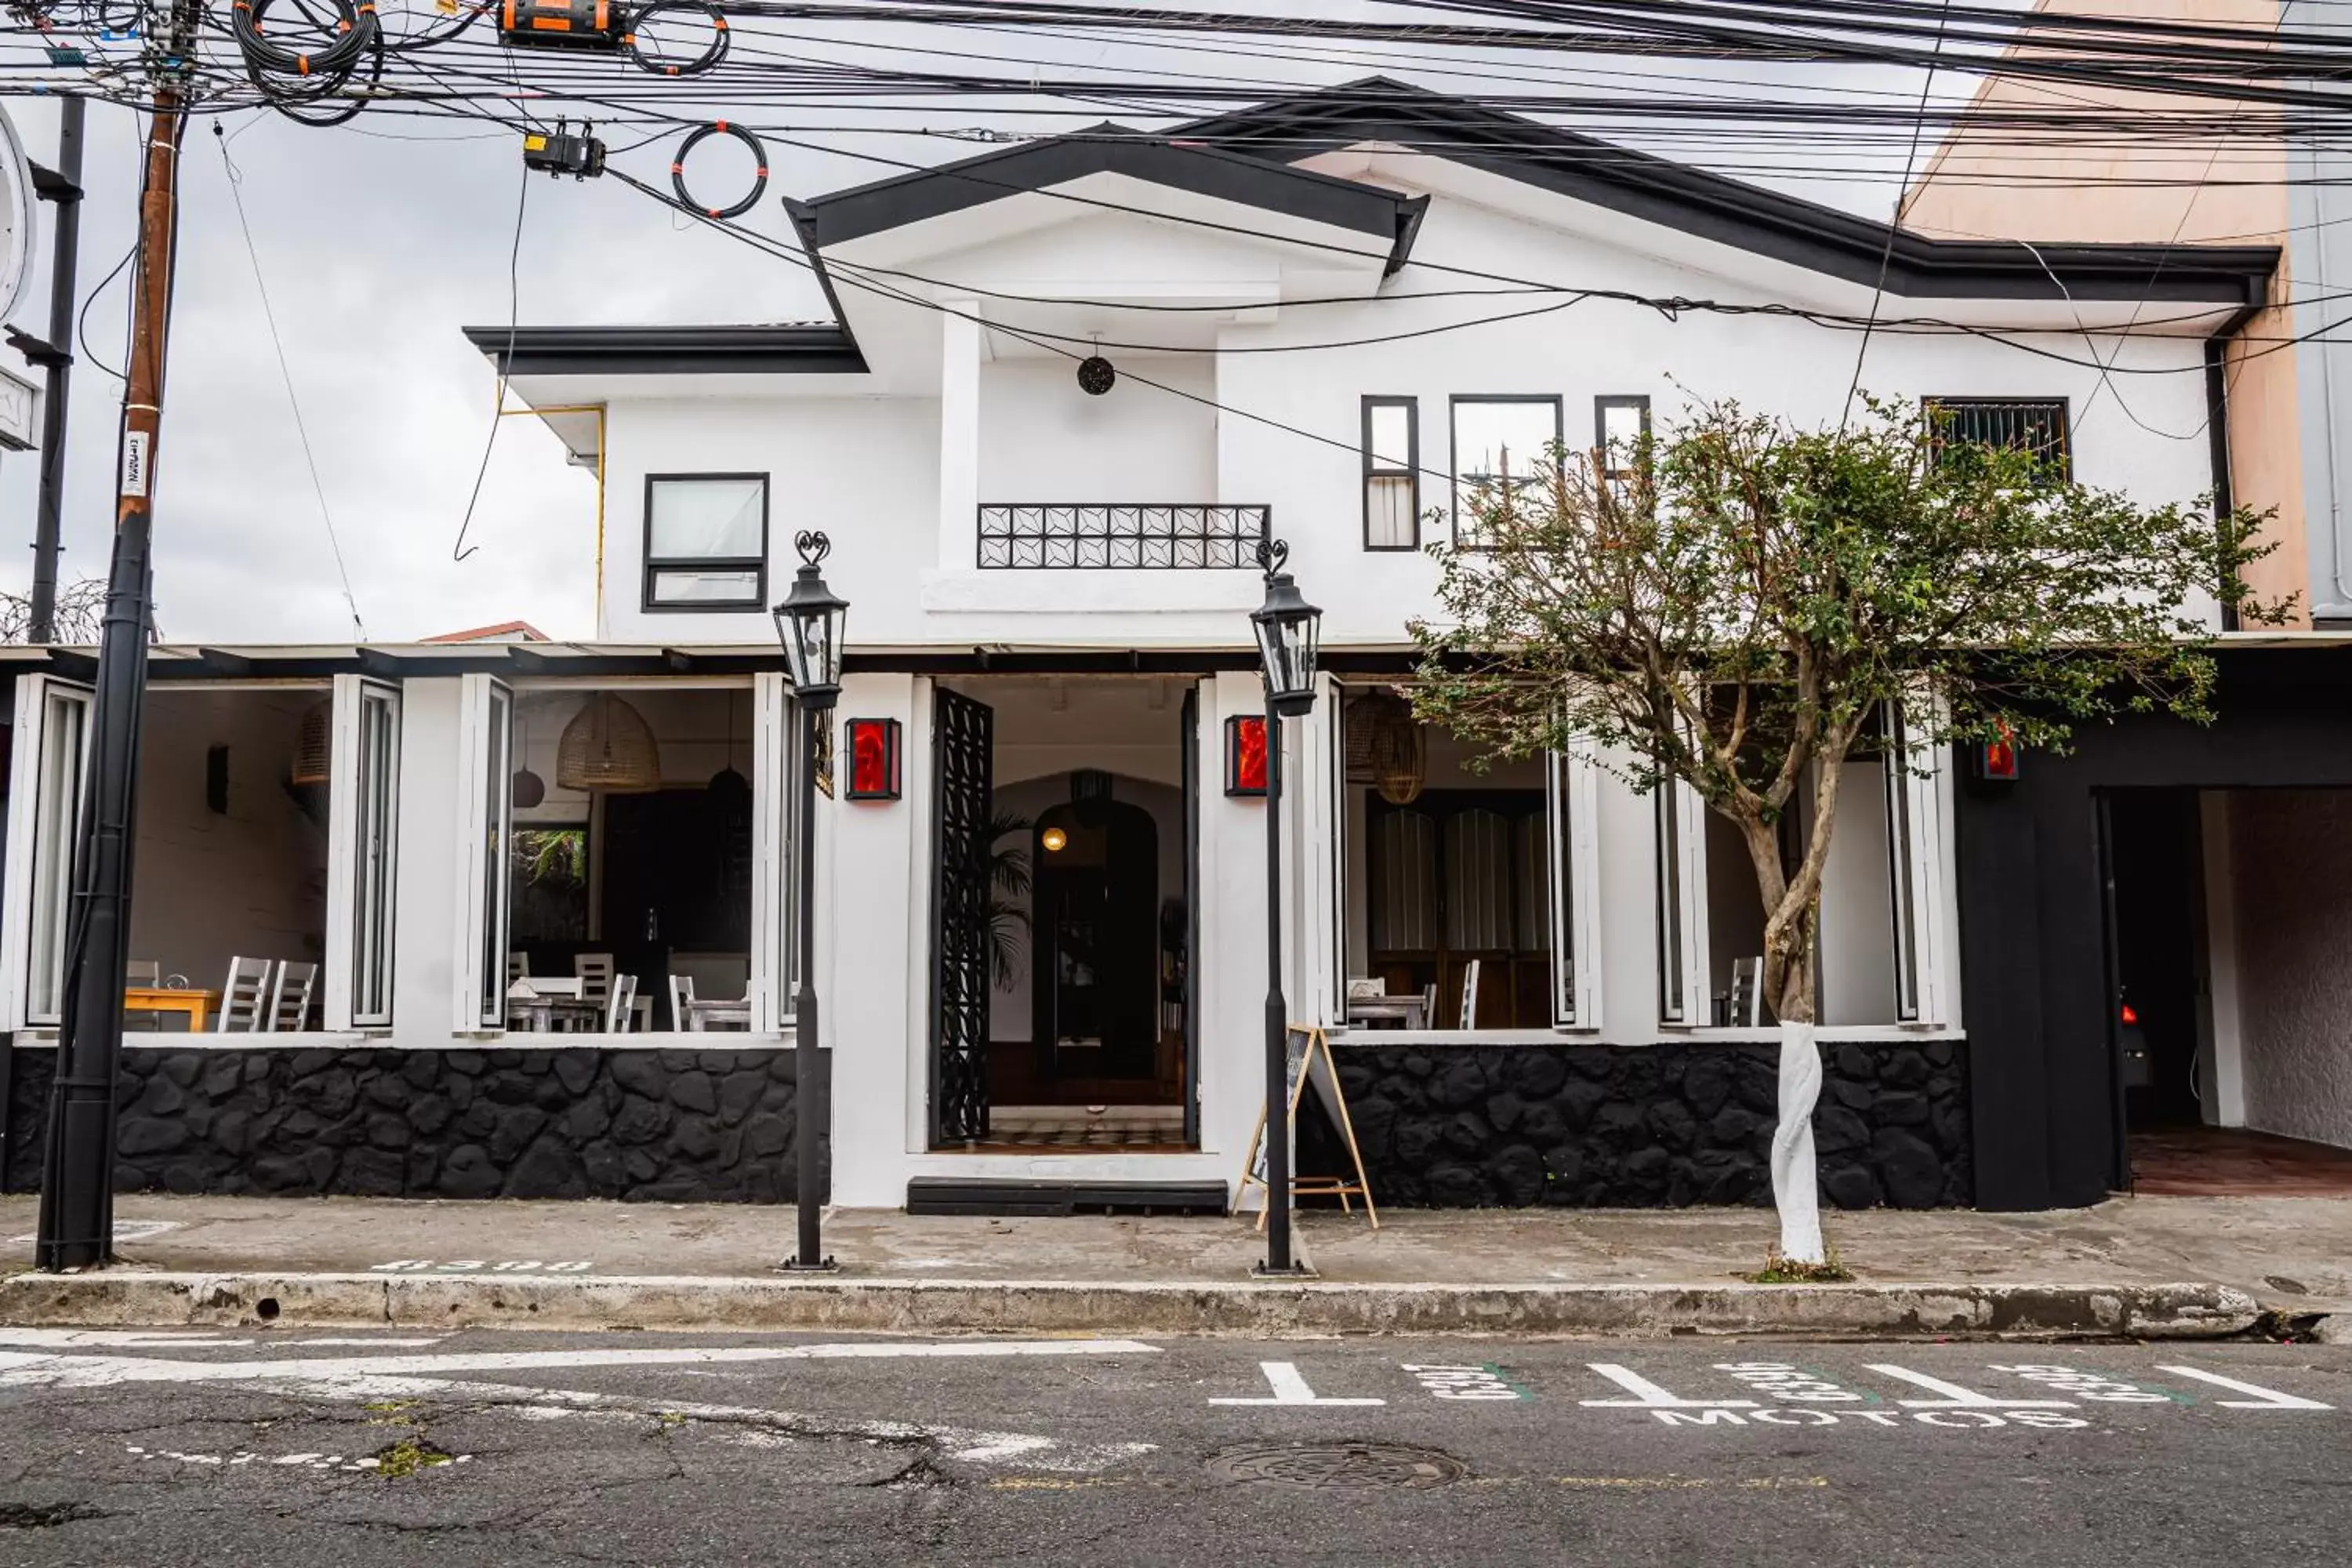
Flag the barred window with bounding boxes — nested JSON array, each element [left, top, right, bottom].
[[1925, 397, 2071, 481]]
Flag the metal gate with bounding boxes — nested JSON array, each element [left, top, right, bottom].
[[930, 687, 995, 1145]]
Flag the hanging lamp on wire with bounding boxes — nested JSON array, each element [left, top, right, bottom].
[[1076, 335, 1115, 397], [557, 692, 662, 793], [707, 688, 749, 808], [512, 706, 547, 808]]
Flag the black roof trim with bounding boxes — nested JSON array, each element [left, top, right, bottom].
[[793, 125, 1422, 265], [1177, 78, 2277, 305], [461, 324, 868, 377]]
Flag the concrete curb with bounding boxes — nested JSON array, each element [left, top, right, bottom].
[[0, 1272, 2264, 1339]]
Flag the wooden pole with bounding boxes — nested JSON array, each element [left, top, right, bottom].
[[35, 55, 184, 1272]]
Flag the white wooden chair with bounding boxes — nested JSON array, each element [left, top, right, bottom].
[[125, 960, 160, 987], [267, 960, 318, 1033], [1457, 958, 1482, 1030], [506, 951, 527, 987], [217, 956, 272, 1032], [1419, 982, 1439, 1029], [605, 973, 638, 1035], [669, 972, 696, 1032], [1729, 956, 1765, 1026], [574, 952, 615, 1010]]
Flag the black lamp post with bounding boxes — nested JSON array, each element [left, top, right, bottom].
[[1249, 539, 1322, 1276], [771, 530, 848, 1272]]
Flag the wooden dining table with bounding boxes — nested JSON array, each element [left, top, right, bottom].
[[124, 986, 223, 1032]]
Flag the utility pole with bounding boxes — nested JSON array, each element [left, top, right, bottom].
[[27, 95, 85, 644], [36, 4, 194, 1271]]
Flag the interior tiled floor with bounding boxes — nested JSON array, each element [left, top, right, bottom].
[[2131, 1125, 2352, 1197], [964, 1105, 1189, 1151]]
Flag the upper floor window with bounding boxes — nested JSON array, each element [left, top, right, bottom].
[[1595, 394, 1651, 481], [1362, 397, 1419, 551], [1451, 395, 1562, 546], [1924, 397, 2071, 482], [644, 474, 768, 611]]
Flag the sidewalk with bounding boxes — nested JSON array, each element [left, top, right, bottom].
[[3, 1192, 2345, 1339]]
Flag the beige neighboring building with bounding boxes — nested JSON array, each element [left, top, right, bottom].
[[1904, 0, 2315, 624]]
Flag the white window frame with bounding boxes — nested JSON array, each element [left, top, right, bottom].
[[1655, 775, 1708, 1028], [325, 675, 401, 1030], [0, 673, 92, 1031], [1883, 699, 1951, 1027], [1297, 672, 1346, 1029], [1450, 394, 1563, 546], [452, 673, 514, 1033], [1547, 736, 1604, 1029], [749, 671, 797, 1036]]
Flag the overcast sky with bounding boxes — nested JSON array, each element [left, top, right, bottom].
[[0, 11, 1943, 644]]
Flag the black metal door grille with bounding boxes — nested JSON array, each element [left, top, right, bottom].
[[931, 687, 994, 1144], [977, 504, 1271, 568]]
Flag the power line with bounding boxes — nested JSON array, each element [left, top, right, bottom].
[[212, 120, 368, 637]]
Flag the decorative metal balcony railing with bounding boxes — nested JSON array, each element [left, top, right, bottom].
[[976, 504, 1272, 569]]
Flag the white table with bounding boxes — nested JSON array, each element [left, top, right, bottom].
[[1345, 995, 1431, 1030]]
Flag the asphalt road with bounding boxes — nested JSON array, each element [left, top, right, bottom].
[[0, 1328, 2345, 1566]]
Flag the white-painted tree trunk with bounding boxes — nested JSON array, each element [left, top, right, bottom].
[[1768, 1019, 1826, 1265]]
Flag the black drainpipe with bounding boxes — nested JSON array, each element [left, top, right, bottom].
[[2205, 285, 2265, 633]]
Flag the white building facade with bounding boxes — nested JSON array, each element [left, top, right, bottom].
[[0, 84, 2275, 1212]]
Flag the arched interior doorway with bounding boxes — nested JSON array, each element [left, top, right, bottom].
[[1031, 780, 1160, 1082]]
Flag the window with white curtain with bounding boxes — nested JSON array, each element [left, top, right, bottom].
[[644, 474, 768, 610], [1362, 397, 1419, 550], [2, 675, 93, 1028]]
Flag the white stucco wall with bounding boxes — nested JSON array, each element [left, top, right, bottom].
[[2225, 789, 2352, 1149], [127, 687, 331, 996]]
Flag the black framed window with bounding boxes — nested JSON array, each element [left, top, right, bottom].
[[1362, 396, 1419, 551], [1595, 394, 1652, 481], [644, 474, 768, 610], [1450, 394, 1563, 546], [1923, 397, 2071, 482]]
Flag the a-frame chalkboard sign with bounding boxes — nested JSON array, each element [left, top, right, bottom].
[[1238, 1025, 1377, 1230]]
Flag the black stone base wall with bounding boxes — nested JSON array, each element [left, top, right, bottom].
[[1298, 1039, 1970, 1210], [2, 1046, 823, 1203]]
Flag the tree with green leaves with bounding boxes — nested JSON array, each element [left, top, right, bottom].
[[1410, 397, 2286, 1265]]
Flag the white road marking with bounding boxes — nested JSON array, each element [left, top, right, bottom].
[[1991, 1363, 2172, 1403], [1861, 1365, 2074, 1409], [0, 1330, 445, 1350], [0, 1338, 1160, 1392], [1579, 1364, 1757, 1410], [0, 1330, 252, 1348], [1210, 1361, 1385, 1406], [5, 1220, 179, 1245], [1715, 1362, 1864, 1403], [2155, 1365, 2334, 1410], [1402, 1363, 1526, 1402]]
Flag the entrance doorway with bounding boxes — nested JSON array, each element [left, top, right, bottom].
[[927, 676, 1197, 1152], [2103, 788, 2352, 1194]]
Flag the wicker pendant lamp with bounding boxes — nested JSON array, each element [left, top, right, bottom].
[[1369, 701, 1427, 806], [557, 693, 662, 793], [290, 699, 332, 786]]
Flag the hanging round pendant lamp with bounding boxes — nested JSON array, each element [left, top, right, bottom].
[[707, 688, 749, 807], [512, 709, 547, 808], [557, 693, 662, 793]]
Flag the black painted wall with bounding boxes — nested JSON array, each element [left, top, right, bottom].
[[1298, 1039, 1971, 1210], [2, 1046, 822, 1203], [1955, 648, 2352, 1210]]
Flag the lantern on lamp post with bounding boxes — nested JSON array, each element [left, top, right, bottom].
[[1248, 539, 1321, 1276], [770, 531, 848, 1272]]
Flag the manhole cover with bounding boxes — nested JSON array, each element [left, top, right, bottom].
[[1207, 1442, 1465, 1491]]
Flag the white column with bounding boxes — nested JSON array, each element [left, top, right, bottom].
[[388, 677, 463, 1044], [2198, 790, 2247, 1127], [938, 301, 981, 572], [829, 672, 922, 1207]]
